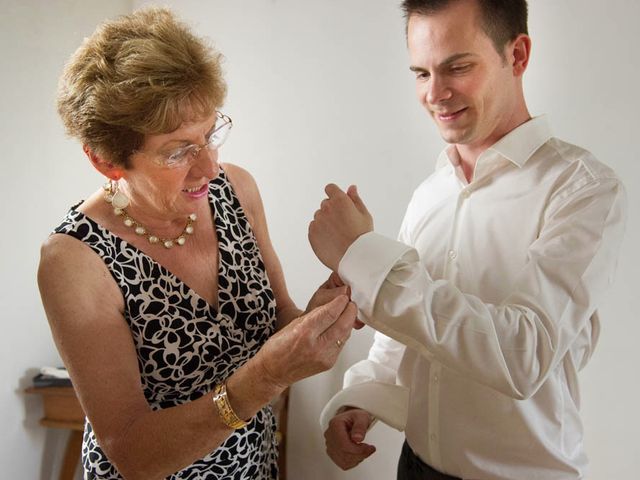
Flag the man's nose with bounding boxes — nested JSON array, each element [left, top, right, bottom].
[[426, 75, 453, 106]]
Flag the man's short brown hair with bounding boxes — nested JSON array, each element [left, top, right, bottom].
[[401, 0, 528, 57]]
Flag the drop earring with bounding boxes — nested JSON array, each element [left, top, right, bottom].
[[106, 180, 130, 210]]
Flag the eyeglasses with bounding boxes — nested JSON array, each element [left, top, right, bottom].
[[151, 111, 233, 168]]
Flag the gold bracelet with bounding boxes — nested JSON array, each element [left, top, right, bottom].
[[213, 383, 248, 430]]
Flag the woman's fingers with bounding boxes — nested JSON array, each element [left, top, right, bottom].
[[309, 286, 349, 310], [259, 295, 359, 389], [328, 271, 345, 288], [319, 300, 357, 346], [302, 294, 349, 335]]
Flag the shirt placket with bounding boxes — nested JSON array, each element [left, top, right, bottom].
[[427, 181, 471, 470]]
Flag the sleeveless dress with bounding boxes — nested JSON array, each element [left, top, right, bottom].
[[53, 169, 279, 479]]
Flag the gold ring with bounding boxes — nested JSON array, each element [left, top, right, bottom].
[[336, 339, 343, 348]]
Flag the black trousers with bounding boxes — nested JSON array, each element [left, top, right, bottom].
[[397, 441, 462, 480]]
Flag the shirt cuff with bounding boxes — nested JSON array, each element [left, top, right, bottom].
[[319, 381, 409, 432], [338, 232, 416, 317]]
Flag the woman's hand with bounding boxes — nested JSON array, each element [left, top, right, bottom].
[[305, 272, 349, 314], [254, 295, 358, 390], [306, 273, 365, 329]]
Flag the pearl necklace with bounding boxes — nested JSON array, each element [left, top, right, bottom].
[[103, 182, 197, 249]]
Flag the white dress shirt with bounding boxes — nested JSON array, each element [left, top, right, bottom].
[[320, 117, 626, 480]]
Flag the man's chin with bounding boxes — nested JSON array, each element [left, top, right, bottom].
[[439, 128, 472, 145]]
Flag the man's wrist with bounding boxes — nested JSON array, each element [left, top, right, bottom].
[[332, 230, 373, 272], [335, 405, 376, 424]]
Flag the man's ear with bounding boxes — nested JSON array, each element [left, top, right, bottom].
[[83, 145, 124, 180], [509, 34, 531, 77]]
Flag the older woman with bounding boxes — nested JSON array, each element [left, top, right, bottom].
[[37, 8, 356, 480]]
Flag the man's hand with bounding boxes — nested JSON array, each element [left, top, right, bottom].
[[325, 408, 376, 470], [308, 184, 374, 272]]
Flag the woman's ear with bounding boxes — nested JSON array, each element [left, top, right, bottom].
[[83, 145, 124, 180]]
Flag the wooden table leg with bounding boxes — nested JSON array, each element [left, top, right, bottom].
[[59, 430, 83, 480]]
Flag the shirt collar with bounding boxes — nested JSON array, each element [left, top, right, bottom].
[[486, 115, 552, 167], [436, 115, 553, 170]]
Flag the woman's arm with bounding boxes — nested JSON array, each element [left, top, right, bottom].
[[39, 234, 355, 480], [223, 163, 300, 328], [223, 163, 344, 329]]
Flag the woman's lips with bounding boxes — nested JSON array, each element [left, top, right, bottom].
[[182, 183, 208, 199]]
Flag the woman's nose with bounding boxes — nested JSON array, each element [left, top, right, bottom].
[[191, 146, 219, 178]]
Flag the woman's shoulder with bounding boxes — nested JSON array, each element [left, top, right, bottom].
[[221, 162, 259, 192], [220, 162, 262, 219], [41, 190, 117, 283], [39, 230, 108, 279], [39, 229, 124, 315]]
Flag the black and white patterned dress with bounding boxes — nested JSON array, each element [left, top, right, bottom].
[[53, 169, 279, 479]]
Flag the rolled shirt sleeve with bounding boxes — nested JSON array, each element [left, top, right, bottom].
[[338, 178, 626, 400]]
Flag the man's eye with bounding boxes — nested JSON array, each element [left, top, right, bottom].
[[450, 64, 471, 74], [416, 72, 430, 81]]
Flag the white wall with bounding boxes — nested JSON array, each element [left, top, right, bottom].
[[1, 1, 637, 479], [0, 1, 132, 479]]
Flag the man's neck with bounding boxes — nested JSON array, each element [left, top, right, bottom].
[[455, 143, 490, 183], [454, 109, 531, 183]]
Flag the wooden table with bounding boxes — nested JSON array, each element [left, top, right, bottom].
[[26, 386, 84, 480], [26, 385, 289, 479]]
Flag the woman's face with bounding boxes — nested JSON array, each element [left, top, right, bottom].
[[122, 111, 220, 219]]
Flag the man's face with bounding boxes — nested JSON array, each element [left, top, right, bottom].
[[407, 0, 518, 150]]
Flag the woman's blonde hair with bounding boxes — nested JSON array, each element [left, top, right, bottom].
[[57, 7, 227, 167]]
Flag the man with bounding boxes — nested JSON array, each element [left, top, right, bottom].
[[308, 0, 626, 479]]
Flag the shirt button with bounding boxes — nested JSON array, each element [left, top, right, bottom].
[[461, 190, 470, 198], [448, 250, 457, 260], [430, 433, 437, 442], [433, 375, 439, 383]]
